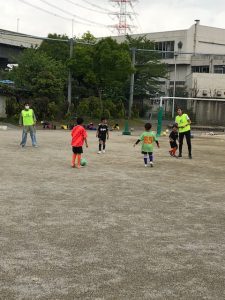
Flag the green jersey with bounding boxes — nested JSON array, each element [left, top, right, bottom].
[[139, 131, 158, 153]]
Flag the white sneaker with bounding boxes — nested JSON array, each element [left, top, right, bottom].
[[102, 150, 105, 153], [98, 151, 101, 154], [150, 162, 153, 167], [144, 164, 147, 167]]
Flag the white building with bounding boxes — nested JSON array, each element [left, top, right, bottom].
[[114, 21, 225, 99]]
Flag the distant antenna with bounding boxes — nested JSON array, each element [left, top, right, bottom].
[[109, 0, 138, 35]]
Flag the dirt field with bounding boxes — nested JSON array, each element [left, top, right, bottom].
[[1, 127, 225, 300]]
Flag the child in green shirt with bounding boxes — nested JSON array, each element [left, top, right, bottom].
[[134, 123, 160, 167]]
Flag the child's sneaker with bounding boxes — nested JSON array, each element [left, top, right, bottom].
[[144, 164, 147, 167], [97, 151, 101, 154], [71, 165, 75, 168], [150, 162, 153, 167], [102, 150, 105, 153]]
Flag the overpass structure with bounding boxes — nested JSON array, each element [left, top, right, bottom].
[[0, 29, 42, 69]]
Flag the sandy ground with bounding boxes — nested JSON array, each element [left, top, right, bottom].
[[0, 128, 225, 300]]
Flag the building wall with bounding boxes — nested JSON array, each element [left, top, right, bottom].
[[196, 25, 225, 54], [193, 100, 225, 126], [186, 73, 225, 98], [113, 24, 225, 125], [0, 95, 7, 118]]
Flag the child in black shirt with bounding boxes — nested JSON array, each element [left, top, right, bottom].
[[97, 117, 109, 154], [169, 124, 178, 157]]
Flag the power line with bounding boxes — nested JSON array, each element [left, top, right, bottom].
[[62, 0, 109, 14], [82, 0, 112, 12], [39, 0, 108, 27], [3, 28, 224, 57], [18, 0, 100, 27], [129, 2, 142, 33], [18, 0, 71, 22]]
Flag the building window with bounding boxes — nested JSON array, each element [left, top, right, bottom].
[[154, 41, 174, 59], [214, 65, 225, 74], [192, 66, 209, 73], [170, 81, 185, 86]]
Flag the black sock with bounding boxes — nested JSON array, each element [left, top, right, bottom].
[[144, 155, 148, 165], [103, 143, 105, 150], [99, 144, 102, 151]]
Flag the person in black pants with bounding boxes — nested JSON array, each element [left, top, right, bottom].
[[175, 108, 192, 159], [169, 124, 178, 157], [97, 117, 109, 154]]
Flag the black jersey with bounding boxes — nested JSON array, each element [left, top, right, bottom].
[[98, 124, 108, 138], [169, 131, 178, 148]]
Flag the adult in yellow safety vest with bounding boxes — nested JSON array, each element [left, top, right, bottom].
[[19, 103, 38, 148], [175, 107, 192, 159]]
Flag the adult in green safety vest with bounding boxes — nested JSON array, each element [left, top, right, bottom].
[[19, 103, 38, 147], [175, 107, 192, 159]]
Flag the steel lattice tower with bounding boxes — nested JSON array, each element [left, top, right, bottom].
[[109, 0, 138, 35]]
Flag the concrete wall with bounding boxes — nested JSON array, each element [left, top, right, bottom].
[[0, 29, 41, 48], [186, 73, 225, 98], [0, 95, 7, 118], [196, 25, 225, 54], [193, 100, 225, 126]]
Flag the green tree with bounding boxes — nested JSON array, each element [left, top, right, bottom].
[[10, 48, 67, 119], [92, 37, 132, 100], [125, 35, 168, 99], [69, 36, 132, 113], [39, 33, 70, 63]]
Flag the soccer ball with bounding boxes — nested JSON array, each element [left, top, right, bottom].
[[80, 158, 87, 166]]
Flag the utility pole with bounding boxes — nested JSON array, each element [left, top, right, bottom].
[[128, 48, 136, 119], [17, 18, 20, 32], [67, 38, 74, 113], [71, 19, 74, 38], [172, 52, 178, 118]]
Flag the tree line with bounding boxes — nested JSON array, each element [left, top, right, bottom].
[[2, 32, 168, 121]]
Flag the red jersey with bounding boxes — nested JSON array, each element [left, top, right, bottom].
[[71, 125, 87, 147]]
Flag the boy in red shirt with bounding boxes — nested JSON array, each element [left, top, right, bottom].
[[71, 117, 88, 168]]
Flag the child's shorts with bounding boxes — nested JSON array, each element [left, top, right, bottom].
[[72, 146, 83, 154], [142, 151, 153, 155], [170, 142, 178, 148], [99, 136, 106, 143]]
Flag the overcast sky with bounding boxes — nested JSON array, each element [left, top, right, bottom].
[[1, 0, 225, 38]]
